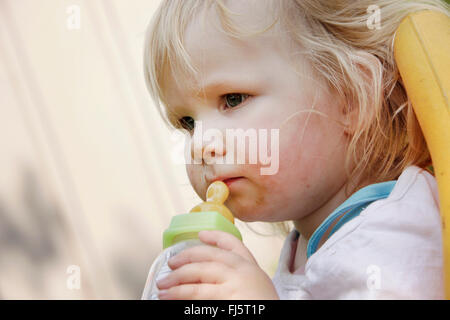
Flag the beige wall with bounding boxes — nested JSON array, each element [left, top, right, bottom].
[[0, 0, 285, 299]]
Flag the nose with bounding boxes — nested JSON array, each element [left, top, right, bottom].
[[190, 120, 227, 164]]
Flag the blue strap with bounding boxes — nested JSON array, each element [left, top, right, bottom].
[[327, 205, 367, 239], [306, 180, 397, 258]]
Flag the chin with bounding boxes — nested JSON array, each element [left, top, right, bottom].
[[227, 202, 272, 222]]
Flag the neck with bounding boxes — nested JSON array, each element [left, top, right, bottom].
[[293, 175, 365, 241], [293, 182, 348, 240]]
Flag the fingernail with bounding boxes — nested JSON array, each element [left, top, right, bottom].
[[199, 230, 212, 236], [168, 256, 176, 263], [156, 277, 170, 288], [168, 256, 179, 266], [158, 289, 169, 300]]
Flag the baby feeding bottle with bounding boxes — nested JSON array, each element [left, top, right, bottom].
[[141, 181, 242, 300]]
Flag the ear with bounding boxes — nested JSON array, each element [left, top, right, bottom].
[[340, 51, 382, 138], [332, 87, 358, 139], [342, 104, 358, 138]]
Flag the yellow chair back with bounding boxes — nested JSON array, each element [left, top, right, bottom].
[[394, 10, 450, 299]]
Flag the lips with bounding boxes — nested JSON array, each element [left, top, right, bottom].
[[207, 175, 245, 187], [221, 177, 244, 187]]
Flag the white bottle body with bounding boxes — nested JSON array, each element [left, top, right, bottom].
[[141, 239, 203, 300]]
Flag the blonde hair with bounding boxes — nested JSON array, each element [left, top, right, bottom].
[[144, 0, 449, 235]]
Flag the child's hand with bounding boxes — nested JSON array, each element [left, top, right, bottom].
[[156, 230, 279, 300]]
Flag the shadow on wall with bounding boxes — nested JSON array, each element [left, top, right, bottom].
[[0, 166, 68, 297], [111, 207, 162, 299], [0, 166, 158, 299]]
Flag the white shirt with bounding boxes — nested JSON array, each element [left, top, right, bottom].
[[272, 165, 444, 299]]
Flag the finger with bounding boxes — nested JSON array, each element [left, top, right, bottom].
[[168, 244, 243, 270], [198, 230, 257, 264], [158, 283, 219, 300], [157, 261, 228, 290]]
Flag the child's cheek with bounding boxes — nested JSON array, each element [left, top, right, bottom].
[[261, 113, 321, 198], [185, 163, 206, 201], [276, 113, 312, 170]]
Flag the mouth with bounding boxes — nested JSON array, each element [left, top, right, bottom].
[[211, 176, 245, 187]]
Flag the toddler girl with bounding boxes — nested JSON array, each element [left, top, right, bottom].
[[143, 0, 449, 299]]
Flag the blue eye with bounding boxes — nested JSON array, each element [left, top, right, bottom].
[[223, 93, 249, 109], [178, 116, 195, 131]]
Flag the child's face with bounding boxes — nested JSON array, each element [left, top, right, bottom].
[[163, 3, 351, 224]]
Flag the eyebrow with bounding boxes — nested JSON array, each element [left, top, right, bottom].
[[191, 79, 237, 98], [168, 76, 251, 112]]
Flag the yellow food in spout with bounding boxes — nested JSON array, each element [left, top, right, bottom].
[[189, 181, 235, 224]]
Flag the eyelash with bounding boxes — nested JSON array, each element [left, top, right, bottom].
[[220, 93, 250, 111], [176, 93, 251, 131]]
